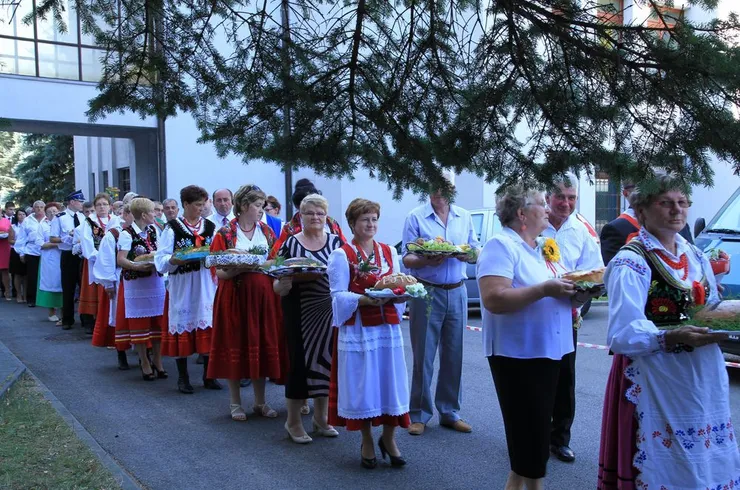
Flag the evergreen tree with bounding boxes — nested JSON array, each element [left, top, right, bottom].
[[30, 0, 740, 195], [8, 135, 75, 205], [0, 132, 21, 201]]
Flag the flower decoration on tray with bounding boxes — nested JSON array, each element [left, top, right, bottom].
[[406, 237, 476, 260], [205, 247, 268, 269], [173, 245, 212, 262], [561, 267, 606, 297], [707, 248, 731, 282], [365, 273, 428, 299], [260, 257, 327, 279]]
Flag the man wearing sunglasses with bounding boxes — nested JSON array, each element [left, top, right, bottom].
[[601, 181, 694, 266]]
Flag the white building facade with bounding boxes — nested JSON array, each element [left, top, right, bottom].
[[1, 0, 738, 245]]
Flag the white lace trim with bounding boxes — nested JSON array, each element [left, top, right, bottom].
[[337, 405, 410, 420]]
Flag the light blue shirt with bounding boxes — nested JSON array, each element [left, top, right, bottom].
[[402, 201, 479, 284], [477, 227, 573, 360]]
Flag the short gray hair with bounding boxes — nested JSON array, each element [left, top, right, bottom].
[[630, 170, 691, 216], [300, 194, 329, 214], [33, 200, 45, 208], [162, 198, 178, 207], [496, 186, 544, 227], [551, 172, 579, 194]]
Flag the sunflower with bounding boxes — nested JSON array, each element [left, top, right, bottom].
[[542, 238, 561, 263]]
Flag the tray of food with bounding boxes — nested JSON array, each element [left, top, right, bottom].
[[561, 267, 606, 296], [261, 257, 327, 279], [205, 249, 266, 269], [688, 300, 740, 338], [173, 246, 211, 262], [405, 237, 476, 260], [364, 273, 428, 299], [133, 252, 155, 264]]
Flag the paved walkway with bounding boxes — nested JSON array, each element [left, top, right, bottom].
[[0, 334, 25, 399]]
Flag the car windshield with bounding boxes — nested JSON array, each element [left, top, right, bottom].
[[706, 187, 740, 233]]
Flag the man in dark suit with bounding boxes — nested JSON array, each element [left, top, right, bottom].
[[600, 182, 694, 265]]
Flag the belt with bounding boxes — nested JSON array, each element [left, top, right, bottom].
[[417, 279, 464, 290]]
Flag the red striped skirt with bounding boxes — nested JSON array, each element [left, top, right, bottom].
[[597, 354, 638, 489], [161, 292, 213, 357], [91, 285, 123, 349], [79, 260, 99, 316], [114, 279, 163, 346], [328, 328, 410, 431]]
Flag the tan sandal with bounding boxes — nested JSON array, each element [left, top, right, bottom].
[[252, 403, 278, 418], [230, 404, 247, 421]]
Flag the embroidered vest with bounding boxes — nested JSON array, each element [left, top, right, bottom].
[[169, 218, 216, 275], [122, 225, 159, 281], [341, 242, 400, 327], [622, 241, 707, 326], [86, 216, 108, 250]]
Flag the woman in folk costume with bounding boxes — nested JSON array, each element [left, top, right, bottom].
[[598, 172, 740, 489], [80, 193, 120, 335], [36, 202, 63, 323], [93, 202, 134, 371], [155, 185, 220, 394], [115, 198, 167, 381], [327, 198, 409, 469], [273, 193, 343, 443], [208, 184, 288, 421]]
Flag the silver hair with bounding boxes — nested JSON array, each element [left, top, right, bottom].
[[496, 186, 544, 227], [162, 198, 178, 207], [551, 172, 579, 194], [33, 200, 45, 208], [122, 192, 138, 204]]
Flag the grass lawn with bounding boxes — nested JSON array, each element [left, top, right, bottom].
[[0, 374, 122, 490]]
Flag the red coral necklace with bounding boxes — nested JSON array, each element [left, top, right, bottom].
[[653, 250, 689, 281]]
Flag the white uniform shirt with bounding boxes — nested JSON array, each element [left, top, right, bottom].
[[207, 211, 234, 229], [16, 215, 43, 257], [542, 213, 604, 273], [477, 227, 574, 360], [50, 210, 84, 251]]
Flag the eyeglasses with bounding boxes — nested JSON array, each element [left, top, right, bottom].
[[656, 200, 692, 209], [302, 211, 326, 218]]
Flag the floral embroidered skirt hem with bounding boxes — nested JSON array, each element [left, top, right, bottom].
[[114, 280, 163, 346], [207, 273, 287, 381], [597, 354, 638, 490], [79, 261, 99, 315]]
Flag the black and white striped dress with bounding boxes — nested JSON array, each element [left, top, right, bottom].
[[279, 233, 343, 399]]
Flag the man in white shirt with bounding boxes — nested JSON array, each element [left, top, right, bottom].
[[162, 198, 179, 223], [51, 190, 87, 328], [16, 200, 46, 307], [542, 173, 603, 463], [207, 188, 234, 228]]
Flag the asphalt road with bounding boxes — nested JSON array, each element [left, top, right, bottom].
[[2, 301, 740, 490]]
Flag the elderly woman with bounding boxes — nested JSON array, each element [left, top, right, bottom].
[[36, 202, 63, 323], [8, 209, 27, 303], [208, 184, 288, 420], [115, 198, 167, 381], [273, 193, 343, 443], [156, 185, 220, 394], [597, 173, 739, 489], [328, 198, 410, 469], [476, 186, 578, 489]]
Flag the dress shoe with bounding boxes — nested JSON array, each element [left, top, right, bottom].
[[550, 445, 576, 462], [178, 376, 195, 394], [27, 303, 35, 308], [62, 324, 72, 331], [117, 351, 130, 371], [408, 422, 425, 436], [203, 378, 222, 390], [240, 379, 252, 387], [441, 419, 472, 433], [378, 437, 406, 467], [360, 444, 377, 469]]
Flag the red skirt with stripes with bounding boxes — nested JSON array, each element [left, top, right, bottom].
[[160, 293, 212, 357], [91, 285, 123, 349], [328, 328, 410, 431], [79, 260, 99, 316], [114, 279, 164, 346]]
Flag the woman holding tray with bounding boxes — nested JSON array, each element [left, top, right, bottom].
[[274, 193, 343, 443], [327, 198, 410, 469], [155, 185, 221, 394], [598, 171, 739, 489], [115, 197, 167, 381], [208, 184, 287, 421]]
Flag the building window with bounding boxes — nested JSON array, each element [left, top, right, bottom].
[[90, 171, 96, 198], [118, 167, 130, 194], [594, 171, 621, 233], [647, 5, 683, 40], [102, 170, 109, 191], [0, 0, 105, 81]]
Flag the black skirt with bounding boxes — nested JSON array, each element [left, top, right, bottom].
[[488, 355, 562, 479], [8, 249, 25, 276]]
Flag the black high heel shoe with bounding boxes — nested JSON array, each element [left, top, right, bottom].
[[151, 364, 168, 379], [139, 360, 155, 381], [360, 444, 377, 469], [378, 437, 406, 467]]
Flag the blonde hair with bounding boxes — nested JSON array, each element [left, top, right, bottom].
[[129, 197, 154, 220], [232, 184, 266, 216], [299, 194, 329, 214]]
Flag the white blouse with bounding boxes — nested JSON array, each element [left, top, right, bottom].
[[605, 227, 719, 356], [153, 218, 211, 274], [235, 224, 267, 251], [80, 215, 119, 262], [477, 227, 574, 360], [93, 228, 121, 290]]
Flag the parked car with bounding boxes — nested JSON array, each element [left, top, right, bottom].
[[396, 208, 599, 314], [693, 186, 740, 356]]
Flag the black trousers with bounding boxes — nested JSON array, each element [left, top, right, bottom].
[[60, 251, 81, 326], [489, 355, 561, 479], [24, 254, 40, 305], [550, 328, 577, 447]]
